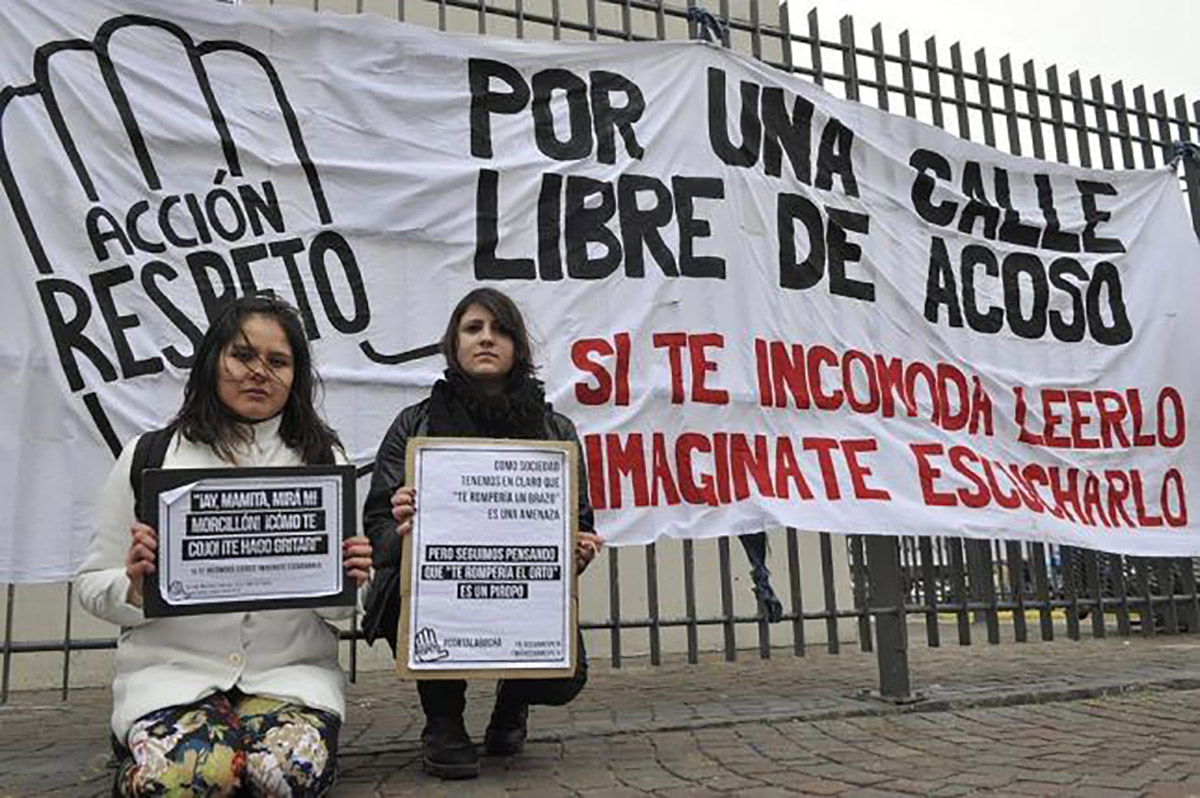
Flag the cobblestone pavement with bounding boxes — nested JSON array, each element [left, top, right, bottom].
[[5, 633, 1200, 796]]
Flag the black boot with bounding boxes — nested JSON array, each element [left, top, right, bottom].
[[484, 683, 529, 756], [421, 715, 479, 779]]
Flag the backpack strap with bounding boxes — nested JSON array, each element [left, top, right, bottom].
[[129, 426, 176, 525]]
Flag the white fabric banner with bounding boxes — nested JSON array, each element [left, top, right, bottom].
[[2, 0, 1198, 582]]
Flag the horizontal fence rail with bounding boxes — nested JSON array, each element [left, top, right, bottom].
[[3, 0, 1199, 703]]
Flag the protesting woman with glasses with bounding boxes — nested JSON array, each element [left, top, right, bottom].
[[362, 287, 602, 780], [77, 295, 372, 797]]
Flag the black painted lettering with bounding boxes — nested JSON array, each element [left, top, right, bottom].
[[590, 70, 645, 164], [469, 58, 530, 159], [673, 176, 725, 278], [617, 173, 677, 278], [565, 175, 621, 279], [308, 230, 369, 334]]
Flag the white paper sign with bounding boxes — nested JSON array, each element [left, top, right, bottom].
[[406, 441, 573, 671], [158, 473, 345, 606]]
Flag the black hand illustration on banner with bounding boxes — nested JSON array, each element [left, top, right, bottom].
[[0, 14, 437, 456], [413, 626, 450, 662]]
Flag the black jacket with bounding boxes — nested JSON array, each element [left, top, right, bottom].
[[360, 397, 596, 651]]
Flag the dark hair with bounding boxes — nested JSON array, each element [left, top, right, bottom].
[[440, 287, 537, 381], [171, 295, 342, 464]]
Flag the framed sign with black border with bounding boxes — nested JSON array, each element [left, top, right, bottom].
[[142, 465, 357, 617], [397, 437, 578, 680]]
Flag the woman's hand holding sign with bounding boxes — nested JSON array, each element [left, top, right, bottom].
[[391, 485, 416, 538], [342, 536, 374, 586], [124, 522, 158, 607], [576, 532, 603, 574]]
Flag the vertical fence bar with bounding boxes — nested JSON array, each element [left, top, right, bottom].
[[1178, 96, 1200, 238], [1000, 55, 1022, 156], [898, 31, 918, 120], [949, 43, 970, 140], [2, 584, 13, 703], [1111, 82, 1137, 169], [1068, 71, 1092, 168], [1006, 542, 1027, 643], [867, 536, 910, 700], [1157, 559, 1180, 635], [786, 527, 805, 655], [1023, 60, 1047, 161], [1154, 91, 1173, 161], [807, 9, 823, 86], [608, 547, 622, 666], [62, 583, 74, 699], [1062, 546, 1082, 641], [682, 539, 699, 663], [850, 535, 872, 652], [1112, 554, 1132, 637], [1135, 557, 1155, 636], [870, 23, 889, 111], [349, 611, 358, 683], [1086, 552, 1105, 639], [655, 0, 666, 41], [1046, 66, 1071, 164], [752, 538, 772, 661], [974, 48, 996, 147], [819, 533, 840, 653], [1091, 76, 1116, 170], [718, 537, 736, 662], [1133, 87, 1158, 167], [585, 0, 598, 40], [645, 543, 662, 666], [1183, 147, 1200, 237], [948, 539, 971, 644], [748, 0, 761, 60], [1030, 542, 1054, 640], [925, 36, 946, 130], [919, 537, 940, 647], [778, 1, 792, 73]]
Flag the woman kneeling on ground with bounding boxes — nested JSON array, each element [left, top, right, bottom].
[[77, 295, 372, 797], [362, 287, 602, 780]]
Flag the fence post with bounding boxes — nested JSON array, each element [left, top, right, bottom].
[[1176, 142, 1200, 238], [867, 536, 911, 700]]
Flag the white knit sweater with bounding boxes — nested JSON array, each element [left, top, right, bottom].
[[76, 416, 353, 740]]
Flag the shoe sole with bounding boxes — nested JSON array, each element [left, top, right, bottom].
[[422, 755, 480, 780]]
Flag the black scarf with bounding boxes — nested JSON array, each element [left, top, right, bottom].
[[426, 368, 548, 440]]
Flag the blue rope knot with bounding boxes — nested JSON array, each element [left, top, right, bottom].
[[686, 5, 729, 47]]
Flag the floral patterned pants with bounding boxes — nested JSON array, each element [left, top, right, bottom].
[[114, 690, 339, 797]]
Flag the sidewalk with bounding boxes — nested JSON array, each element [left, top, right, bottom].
[[5, 632, 1200, 796]]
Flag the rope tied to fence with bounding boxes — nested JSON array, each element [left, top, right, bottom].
[[686, 5, 729, 47], [1170, 141, 1200, 167]]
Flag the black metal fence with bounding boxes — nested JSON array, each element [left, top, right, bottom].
[[4, 0, 1200, 704]]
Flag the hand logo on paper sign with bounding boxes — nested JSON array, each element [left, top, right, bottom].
[[413, 626, 450, 662], [0, 13, 435, 456]]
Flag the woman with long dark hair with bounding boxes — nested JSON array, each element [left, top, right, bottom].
[[362, 287, 602, 780], [77, 295, 372, 797]]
